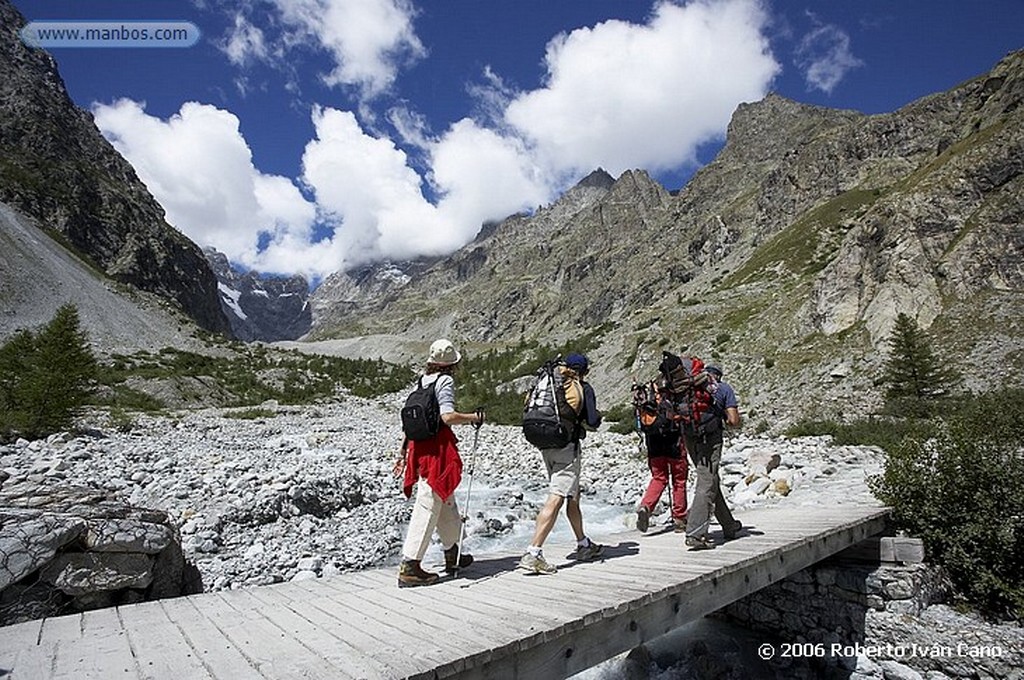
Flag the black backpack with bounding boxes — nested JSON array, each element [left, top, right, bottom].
[[522, 359, 578, 449], [400, 377, 441, 441]]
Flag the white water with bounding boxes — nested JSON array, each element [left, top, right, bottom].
[[418, 477, 643, 566]]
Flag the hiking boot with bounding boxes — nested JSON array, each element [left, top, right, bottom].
[[673, 518, 686, 533], [722, 520, 743, 541], [518, 551, 557, 575], [636, 506, 650, 533], [397, 559, 439, 588], [575, 541, 604, 562], [685, 535, 714, 551], [444, 545, 474, 573]]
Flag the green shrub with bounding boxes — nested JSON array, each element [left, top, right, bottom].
[[224, 408, 277, 420], [456, 330, 607, 425], [785, 417, 935, 452], [604, 402, 637, 435], [95, 348, 415, 409], [869, 393, 1024, 621]]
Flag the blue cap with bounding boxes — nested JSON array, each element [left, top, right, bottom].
[[706, 364, 723, 377], [565, 353, 590, 374]]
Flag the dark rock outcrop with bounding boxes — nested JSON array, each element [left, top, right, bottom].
[[0, 481, 201, 626], [0, 0, 229, 335]]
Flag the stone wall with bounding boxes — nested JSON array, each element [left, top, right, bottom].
[[0, 479, 201, 626], [716, 544, 1024, 679]]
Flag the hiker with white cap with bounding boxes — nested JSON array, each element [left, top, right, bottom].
[[395, 339, 485, 587]]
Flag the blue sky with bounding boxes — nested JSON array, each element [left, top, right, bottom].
[[12, 0, 1024, 281]]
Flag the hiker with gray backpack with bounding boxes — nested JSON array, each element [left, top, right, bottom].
[[519, 352, 604, 575], [394, 339, 484, 587]]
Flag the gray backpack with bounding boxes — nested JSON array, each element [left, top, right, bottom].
[[522, 359, 578, 449]]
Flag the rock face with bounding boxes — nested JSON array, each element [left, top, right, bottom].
[[0, 0, 229, 335], [0, 477, 200, 626], [0, 200, 215, 353], [307, 53, 1024, 427], [205, 248, 312, 342]]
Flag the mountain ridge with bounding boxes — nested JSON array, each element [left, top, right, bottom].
[[0, 0, 229, 335], [305, 50, 1024, 426]]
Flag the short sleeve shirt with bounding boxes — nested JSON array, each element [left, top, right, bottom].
[[714, 381, 738, 411], [421, 373, 455, 414]]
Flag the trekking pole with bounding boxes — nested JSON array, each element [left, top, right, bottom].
[[454, 407, 484, 574]]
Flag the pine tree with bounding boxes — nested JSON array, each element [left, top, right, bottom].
[[0, 304, 97, 439], [0, 329, 37, 435], [884, 313, 960, 415]]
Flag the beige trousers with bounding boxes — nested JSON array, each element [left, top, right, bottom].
[[402, 479, 462, 561]]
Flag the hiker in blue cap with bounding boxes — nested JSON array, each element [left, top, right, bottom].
[[683, 363, 743, 550], [519, 352, 604, 574]]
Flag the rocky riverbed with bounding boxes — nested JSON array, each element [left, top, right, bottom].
[[2, 392, 1020, 679], [0, 393, 886, 590]]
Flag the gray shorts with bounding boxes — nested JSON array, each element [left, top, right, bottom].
[[541, 442, 581, 498]]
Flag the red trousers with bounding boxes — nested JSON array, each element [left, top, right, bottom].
[[639, 455, 688, 520]]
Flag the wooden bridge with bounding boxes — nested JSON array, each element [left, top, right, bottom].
[[0, 504, 889, 679]]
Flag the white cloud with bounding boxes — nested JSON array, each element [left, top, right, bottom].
[[794, 14, 863, 94], [92, 99, 318, 276], [99, 0, 784, 281], [302, 107, 442, 265], [430, 119, 553, 230], [271, 0, 425, 100], [300, 108, 549, 268], [220, 13, 268, 67], [504, 0, 779, 177]]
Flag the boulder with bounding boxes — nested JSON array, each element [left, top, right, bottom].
[[0, 481, 201, 626]]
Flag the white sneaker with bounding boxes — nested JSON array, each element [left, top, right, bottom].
[[518, 551, 557, 575]]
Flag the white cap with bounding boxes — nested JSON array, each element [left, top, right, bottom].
[[428, 339, 461, 366]]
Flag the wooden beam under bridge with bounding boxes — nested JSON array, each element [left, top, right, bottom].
[[0, 504, 890, 679]]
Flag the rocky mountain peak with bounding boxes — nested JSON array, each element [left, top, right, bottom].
[[307, 50, 1024, 423], [204, 248, 311, 342], [577, 167, 616, 190]]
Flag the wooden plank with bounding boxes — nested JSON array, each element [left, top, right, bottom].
[[225, 586, 397, 680], [544, 565, 660, 599], [335, 567, 396, 590], [475, 570, 624, 618], [117, 600, 215, 680], [408, 577, 570, 632], [246, 582, 426, 678], [158, 594, 270, 679], [192, 589, 352, 679], [0, 618, 49, 680], [340, 580, 498, 649], [314, 577, 467, 668], [0, 617, 43, 652], [1, 641, 57, 680], [49, 606, 136, 680], [38, 613, 82, 643]]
